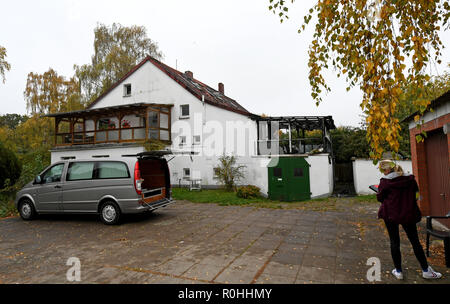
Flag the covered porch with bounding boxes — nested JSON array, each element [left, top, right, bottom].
[[44, 103, 173, 147], [254, 115, 336, 156]]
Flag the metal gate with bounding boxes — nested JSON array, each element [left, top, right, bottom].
[[425, 129, 450, 228], [268, 157, 311, 201]]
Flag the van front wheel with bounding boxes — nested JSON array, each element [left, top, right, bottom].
[[19, 199, 36, 220], [100, 201, 121, 225]]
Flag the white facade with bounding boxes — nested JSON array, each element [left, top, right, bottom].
[[352, 159, 413, 195], [89, 60, 258, 158], [307, 154, 334, 198]]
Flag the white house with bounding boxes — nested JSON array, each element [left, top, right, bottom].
[[47, 56, 336, 200]]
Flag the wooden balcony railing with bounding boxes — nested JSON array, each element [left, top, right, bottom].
[[47, 103, 173, 147], [55, 126, 148, 146]]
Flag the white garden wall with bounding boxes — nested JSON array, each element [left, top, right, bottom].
[[307, 154, 334, 198], [352, 159, 413, 195]]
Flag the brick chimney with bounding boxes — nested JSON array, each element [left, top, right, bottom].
[[218, 82, 224, 94], [185, 71, 193, 80]]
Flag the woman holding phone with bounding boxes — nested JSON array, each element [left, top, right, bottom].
[[377, 159, 442, 280]]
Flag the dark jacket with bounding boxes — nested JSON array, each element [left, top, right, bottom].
[[376, 174, 422, 224]]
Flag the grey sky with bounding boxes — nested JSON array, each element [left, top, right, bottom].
[[0, 0, 449, 127]]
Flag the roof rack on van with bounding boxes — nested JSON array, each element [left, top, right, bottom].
[[122, 150, 198, 158]]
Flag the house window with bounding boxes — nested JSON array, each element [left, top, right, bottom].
[[124, 84, 132, 97], [160, 113, 169, 129], [193, 135, 201, 145], [149, 129, 159, 140], [179, 136, 186, 146], [213, 167, 220, 179], [148, 111, 158, 128], [160, 130, 170, 141], [180, 105, 190, 118], [183, 168, 190, 179], [147, 108, 171, 141]]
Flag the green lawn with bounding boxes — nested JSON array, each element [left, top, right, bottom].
[[172, 187, 378, 211], [172, 188, 275, 205]]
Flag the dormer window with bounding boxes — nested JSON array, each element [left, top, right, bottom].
[[124, 84, 132, 97]]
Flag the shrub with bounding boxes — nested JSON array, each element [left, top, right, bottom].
[[0, 147, 50, 194], [142, 139, 167, 151], [215, 154, 246, 192], [0, 193, 16, 218], [15, 148, 50, 189], [0, 141, 21, 189], [236, 185, 261, 199], [0, 147, 49, 218], [330, 126, 371, 163]]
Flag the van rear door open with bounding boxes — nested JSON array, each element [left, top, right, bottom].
[[123, 150, 196, 206], [138, 157, 170, 204]]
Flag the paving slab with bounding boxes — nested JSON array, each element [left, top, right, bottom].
[[214, 268, 257, 284], [302, 255, 336, 269], [182, 262, 223, 282], [271, 251, 304, 265], [262, 262, 300, 278], [295, 266, 335, 284]]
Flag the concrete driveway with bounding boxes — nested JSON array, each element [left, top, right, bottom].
[[0, 200, 449, 284]]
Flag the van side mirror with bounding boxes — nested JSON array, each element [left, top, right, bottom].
[[34, 175, 42, 184]]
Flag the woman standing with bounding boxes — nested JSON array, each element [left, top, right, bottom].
[[377, 160, 442, 280]]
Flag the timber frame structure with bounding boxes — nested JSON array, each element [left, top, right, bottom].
[[253, 115, 336, 155], [44, 103, 173, 147]]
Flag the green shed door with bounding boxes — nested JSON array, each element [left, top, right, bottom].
[[286, 160, 311, 201], [268, 157, 311, 202], [268, 164, 287, 201]]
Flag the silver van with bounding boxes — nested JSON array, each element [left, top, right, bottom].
[[14, 152, 174, 225]]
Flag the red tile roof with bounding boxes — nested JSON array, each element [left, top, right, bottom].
[[87, 56, 251, 116]]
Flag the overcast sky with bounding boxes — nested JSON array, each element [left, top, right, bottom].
[[0, 0, 449, 127]]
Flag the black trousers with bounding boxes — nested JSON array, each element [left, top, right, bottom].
[[384, 220, 429, 271]]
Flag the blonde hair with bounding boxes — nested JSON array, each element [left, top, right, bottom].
[[379, 159, 404, 176]]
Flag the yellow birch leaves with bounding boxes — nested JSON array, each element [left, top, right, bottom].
[[269, 0, 448, 159]]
